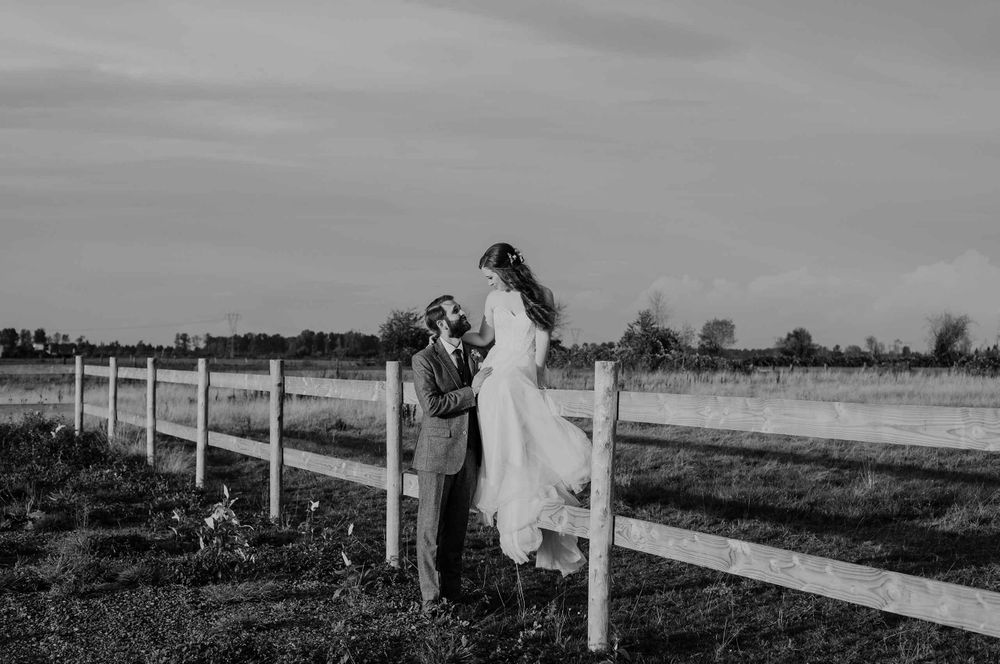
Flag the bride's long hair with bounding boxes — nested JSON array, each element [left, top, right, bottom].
[[479, 243, 556, 331]]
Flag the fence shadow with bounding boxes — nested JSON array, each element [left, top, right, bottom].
[[618, 429, 1000, 489]]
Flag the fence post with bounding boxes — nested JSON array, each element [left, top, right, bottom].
[[269, 359, 284, 521], [74, 355, 84, 435], [107, 357, 118, 441], [196, 358, 209, 488], [588, 360, 618, 652], [385, 361, 402, 567], [146, 357, 157, 469]]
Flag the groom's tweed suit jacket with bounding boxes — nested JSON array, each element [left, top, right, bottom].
[[411, 341, 482, 475]]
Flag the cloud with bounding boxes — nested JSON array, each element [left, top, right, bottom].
[[415, 0, 739, 60], [567, 289, 614, 312], [873, 250, 1000, 324], [746, 268, 859, 301], [635, 252, 1000, 349]]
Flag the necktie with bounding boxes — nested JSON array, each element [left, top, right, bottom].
[[452, 348, 470, 386]]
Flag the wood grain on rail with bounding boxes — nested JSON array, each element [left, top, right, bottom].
[[285, 377, 386, 401], [535, 504, 1000, 637], [617, 392, 1000, 451], [536, 503, 590, 538], [283, 448, 386, 489], [402, 382, 418, 406], [155, 420, 198, 443], [403, 472, 419, 498], [546, 389, 595, 419], [155, 369, 198, 385], [108, 409, 273, 460], [211, 372, 270, 392], [611, 514, 1000, 638], [210, 431, 269, 460], [117, 367, 147, 380], [116, 411, 145, 428]]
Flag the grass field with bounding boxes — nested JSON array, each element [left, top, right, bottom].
[[2, 365, 1000, 662]]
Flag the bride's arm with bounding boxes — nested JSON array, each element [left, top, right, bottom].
[[534, 327, 550, 389], [462, 294, 496, 347]]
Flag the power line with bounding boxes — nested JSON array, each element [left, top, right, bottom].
[[226, 312, 241, 359]]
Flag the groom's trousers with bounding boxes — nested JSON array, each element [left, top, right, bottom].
[[416, 439, 478, 603]]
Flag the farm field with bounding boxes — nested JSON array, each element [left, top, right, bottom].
[[2, 364, 1000, 662]]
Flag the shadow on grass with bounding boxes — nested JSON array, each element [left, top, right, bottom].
[[619, 429, 1000, 489], [618, 475, 1000, 578]]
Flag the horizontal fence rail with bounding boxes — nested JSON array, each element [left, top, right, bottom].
[[6, 358, 1000, 648], [616, 392, 1000, 452]]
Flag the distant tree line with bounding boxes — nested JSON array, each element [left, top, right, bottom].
[[5, 306, 997, 375], [377, 302, 999, 375], [0, 327, 380, 361]]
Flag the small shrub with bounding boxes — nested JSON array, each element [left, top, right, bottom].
[[0, 413, 107, 472], [196, 485, 255, 563]]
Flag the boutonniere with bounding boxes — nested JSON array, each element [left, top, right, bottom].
[[470, 348, 484, 369]]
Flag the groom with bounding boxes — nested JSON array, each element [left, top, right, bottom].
[[411, 295, 491, 611]]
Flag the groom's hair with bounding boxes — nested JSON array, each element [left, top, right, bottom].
[[424, 294, 455, 333]]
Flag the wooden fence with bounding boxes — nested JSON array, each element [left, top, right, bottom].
[[6, 357, 1000, 652]]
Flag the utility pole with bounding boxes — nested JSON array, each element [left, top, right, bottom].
[[226, 312, 241, 359]]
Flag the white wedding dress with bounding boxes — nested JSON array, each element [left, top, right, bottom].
[[473, 306, 591, 575]]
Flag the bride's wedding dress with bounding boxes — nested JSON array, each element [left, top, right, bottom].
[[473, 306, 591, 575]]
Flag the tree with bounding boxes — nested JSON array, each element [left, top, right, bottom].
[[646, 290, 670, 328], [776, 327, 815, 362], [615, 309, 680, 369], [379, 309, 429, 363], [0, 328, 17, 349], [19, 329, 31, 350], [174, 332, 190, 352], [844, 345, 864, 359], [33, 328, 46, 344], [864, 335, 884, 359], [698, 318, 736, 355], [295, 329, 317, 357], [927, 312, 974, 364], [677, 322, 696, 351]]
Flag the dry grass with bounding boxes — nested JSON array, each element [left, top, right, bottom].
[[4, 365, 998, 422], [549, 365, 1000, 407], [5, 360, 1000, 661]]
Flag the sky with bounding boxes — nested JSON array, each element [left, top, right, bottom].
[[2, 0, 999, 350]]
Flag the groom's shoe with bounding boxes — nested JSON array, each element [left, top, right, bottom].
[[442, 592, 468, 606], [422, 598, 448, 615]]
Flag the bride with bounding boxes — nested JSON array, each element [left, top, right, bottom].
[[462, 242, 592, 575]]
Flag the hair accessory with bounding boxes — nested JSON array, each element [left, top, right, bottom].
[[507, 250, 524, 266]]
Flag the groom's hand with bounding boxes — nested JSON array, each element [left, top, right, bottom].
[[471, 367, 492, 395]]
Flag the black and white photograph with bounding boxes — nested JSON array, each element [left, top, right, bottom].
[[2, 2, 999, 662]]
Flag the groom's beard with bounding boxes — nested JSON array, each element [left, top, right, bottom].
[[446, 317, 471, 337]]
